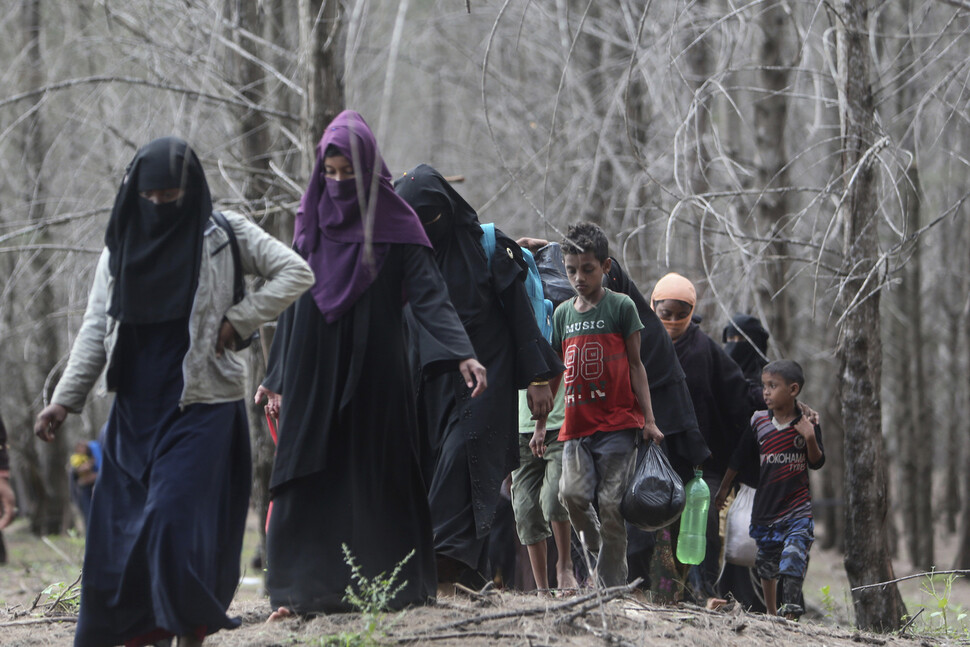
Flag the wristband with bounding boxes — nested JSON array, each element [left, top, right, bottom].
[[529, 380, 549, 387]]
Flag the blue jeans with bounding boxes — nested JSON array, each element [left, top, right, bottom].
[[750, 517, 813, 617]]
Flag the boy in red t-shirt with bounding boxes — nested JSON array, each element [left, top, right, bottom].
[[542, 222, 663, 587]]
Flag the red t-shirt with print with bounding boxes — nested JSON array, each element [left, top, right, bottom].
[[552, 289, 645, 440]]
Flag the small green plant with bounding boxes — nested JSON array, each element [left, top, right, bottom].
[[39, 578, 81, 615], [819, 584, 838, 619], [314, 544, 414, 647], [913, 572, 970, 638]]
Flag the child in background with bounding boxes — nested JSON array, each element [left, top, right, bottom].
[[70, 438, 102, 527], [548, 222, 663, 587], [511, 386, 578, 593], [715, 360, 824, 618], [511, 242, 579, 594]]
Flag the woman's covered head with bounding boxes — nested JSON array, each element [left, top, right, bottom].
[[294, 111, 432, 322], [651, 272, 696, 340], [394, 164, 478, 247], [105, 136, 212, 323]]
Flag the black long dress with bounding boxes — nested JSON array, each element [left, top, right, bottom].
[[406, 227, 563, 579], [75, 320, 250, 647], [264, 244, 474, 614]]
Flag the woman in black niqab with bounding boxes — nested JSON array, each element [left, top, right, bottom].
[[72, 137, 252, 647], [395, 164, 564, 586], [105, 136, 210, 324]]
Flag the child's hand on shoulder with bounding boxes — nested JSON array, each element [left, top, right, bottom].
[[794, 416, 815, 439]]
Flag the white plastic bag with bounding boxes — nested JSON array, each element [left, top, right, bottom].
[[723, 484, 758, 568]]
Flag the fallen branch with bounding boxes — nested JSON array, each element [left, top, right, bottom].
[[45, 572, 82, 616], [394, 580, 641, 638], [850, 569, 970, 591], [0, 617, 78, 627], [395, 629, 544, 643]]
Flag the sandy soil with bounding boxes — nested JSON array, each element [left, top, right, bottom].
[[1, 513, 967, 646]]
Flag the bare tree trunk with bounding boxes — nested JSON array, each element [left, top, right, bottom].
[[681, 0, 714, 314], [299, 0, 344, 175], [227, 0, 276, 573], [834, 0, 905, 631], [900, 164, 933, 570], [754, 0, 793, 358], [18, 0, 70, 537], [818, 362, 845, 552], [944, 312, 961, 534]]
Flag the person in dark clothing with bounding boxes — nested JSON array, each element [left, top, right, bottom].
[[0, 413, 15, 564], [718, 312, 771, 611], [723, 313, 770, 408], [603, 258, 710, 593], [393, 164, 564, 588], [34, 137, 314, 647], [258, 112, 487, 618], [651, 273, 753, 601]]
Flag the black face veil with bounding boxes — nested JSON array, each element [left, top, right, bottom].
[[105, 137, 212, 324]]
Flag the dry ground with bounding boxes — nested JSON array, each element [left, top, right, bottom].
[[1, 513, 968, 646]]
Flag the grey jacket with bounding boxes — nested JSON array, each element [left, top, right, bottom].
[[51, 211, 315, 412]]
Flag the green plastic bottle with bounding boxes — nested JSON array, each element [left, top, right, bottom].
[[676, 468, 709, 565]]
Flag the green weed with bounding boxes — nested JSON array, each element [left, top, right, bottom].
[[911, 572, 970, 638], [313, 544, 414, 647]]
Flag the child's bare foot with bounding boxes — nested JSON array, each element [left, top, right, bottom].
[[436, 582, 456, 598], [175, 636, 203, 647], [557, 567, 579, 591], [705, 597, 728, 610], [266, 607, 294, 622]]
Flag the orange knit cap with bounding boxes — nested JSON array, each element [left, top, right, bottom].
[[651, 272, 696, 307]]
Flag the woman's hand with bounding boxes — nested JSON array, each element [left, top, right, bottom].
[[34, 404, 67, 442], [459, 358, 487, 397], [255, 385, 281, 419], [526, 382, 553, 419], [215, 319, 238, 357]]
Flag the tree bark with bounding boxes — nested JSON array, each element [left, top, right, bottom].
[[226, 0, 277, 574], [754, 0, 793, 358], [900, 164, 933, 570], [17, 0, 71, 537], [834, 0, 906, 631], [299, 0, 344, 175]]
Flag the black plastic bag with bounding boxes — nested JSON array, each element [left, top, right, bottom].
[[534, 243, 574, 307], [621, 442, 686, 531]]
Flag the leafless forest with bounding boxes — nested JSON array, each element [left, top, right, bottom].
[[2, 0, 970, 632]]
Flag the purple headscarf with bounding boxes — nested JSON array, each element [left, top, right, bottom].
[[295, 110, 431, 322]]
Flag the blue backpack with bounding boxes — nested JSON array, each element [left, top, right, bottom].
[[480, 223, 554, 342]]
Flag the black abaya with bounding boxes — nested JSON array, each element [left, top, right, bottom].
[[406, 227, 563, 576], [264, 244, 474, 614], [75, 320, 250, 646]]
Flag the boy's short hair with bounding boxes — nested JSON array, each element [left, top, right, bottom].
[[562, 222, 609, 262], [763, 360, 805, 389]]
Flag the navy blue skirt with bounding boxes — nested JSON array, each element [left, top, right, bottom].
[[74, 320, 251, 647]]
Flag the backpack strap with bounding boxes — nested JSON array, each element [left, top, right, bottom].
[[210, 211, 245, 305], [479, 222, 496, 272]]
